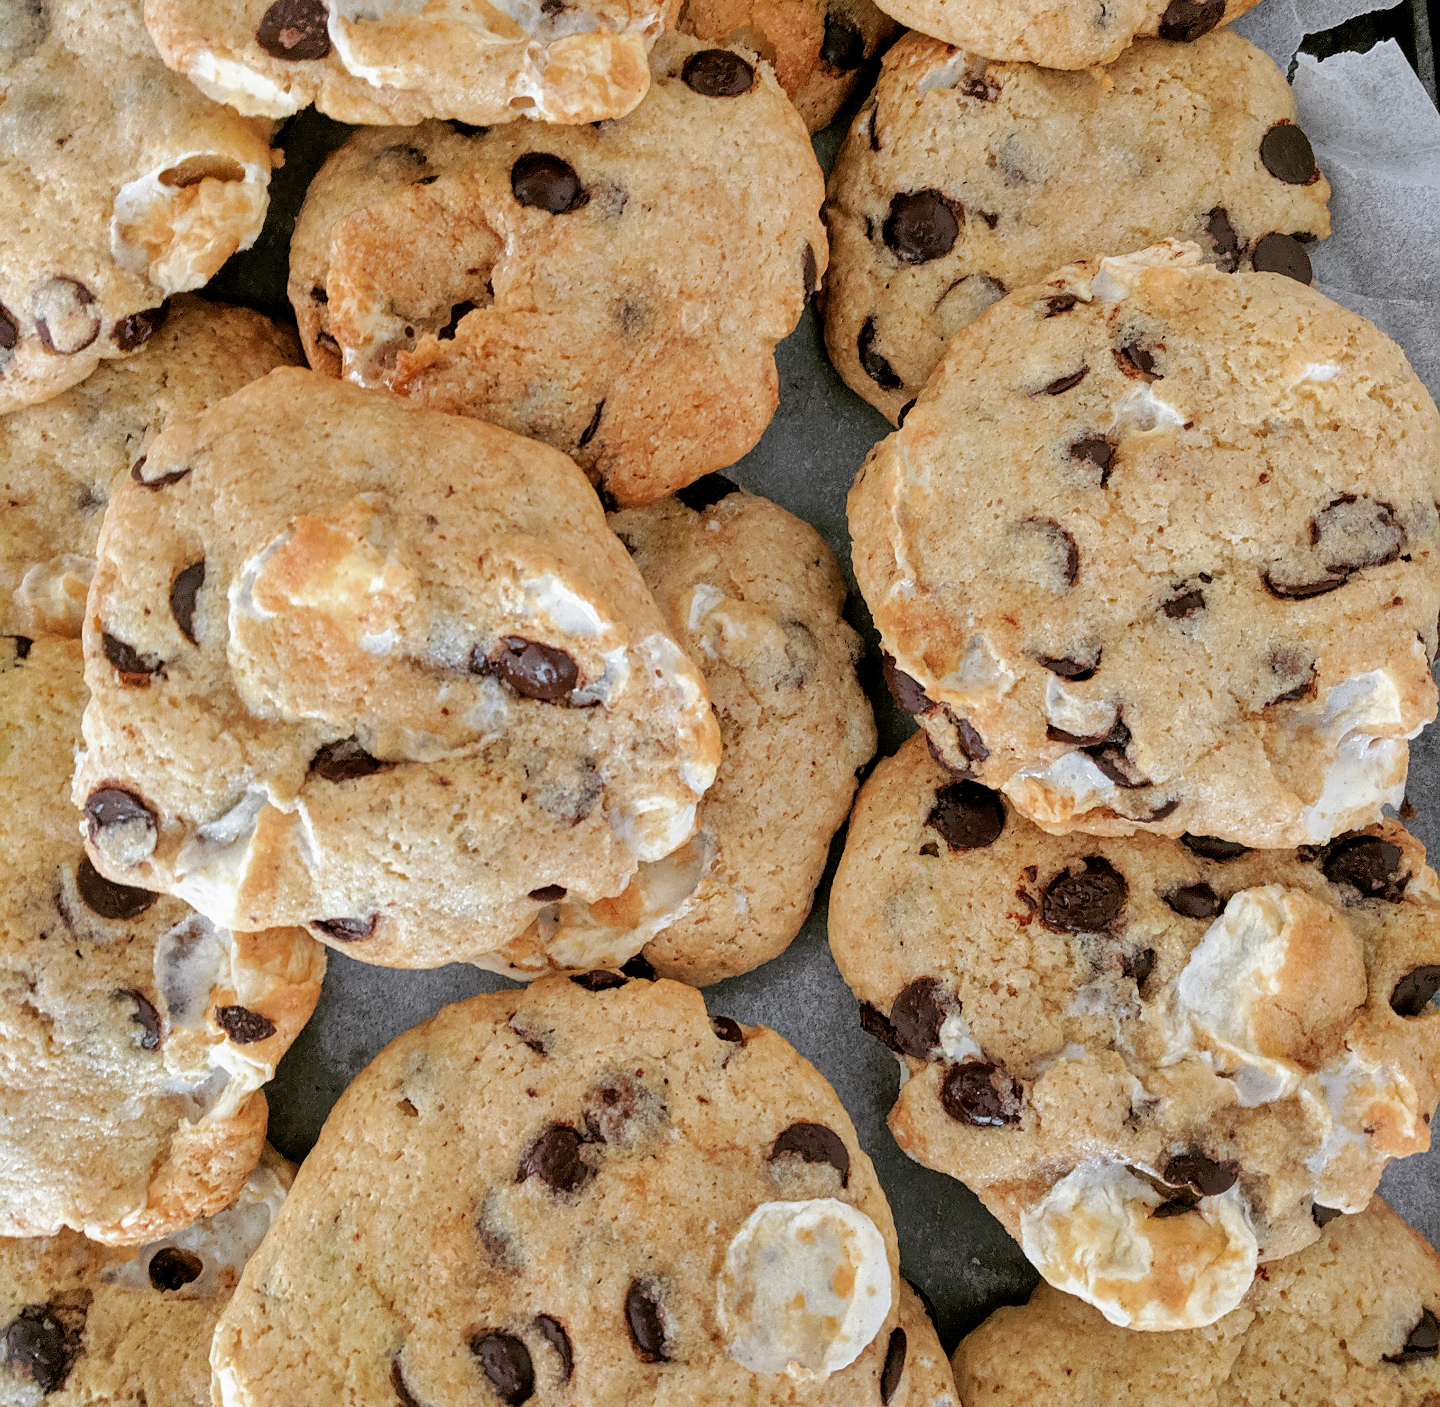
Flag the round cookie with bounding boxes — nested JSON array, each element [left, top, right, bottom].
[[143, 0, 679, 126], [0, 295, 299, 639], [0, 636, 324, 1244], [211, 975, 959, 1406], [830, 732, 1440, 1331], [288, 31, 826, 508], [824, 29, 1332, 424], [0, 0, 274, 414], [864, 0, 1263, 70], [0, 1149, 292, 1407], [498, 478, 875, 984], [955, 1198, 1440, 1404], [72, 368, 720, 970], [676, 0, 898, 131], [848, 242, 1440, 849]]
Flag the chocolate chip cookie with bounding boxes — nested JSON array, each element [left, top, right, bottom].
[[0, 295, 299, 639], [824, 29, 1331, 424], [849, 242, 1440, 849], [830, 732, 1440, 1330], [0, 637, 323, 1244], [955, 1197, 1440, 1403], [289, 31, 827, 507], [72, 368, 720, 970], [0, 0, 274, 414], [497, 480, 874, 984], [0, 1148, 292, 1407], [212, 975, 959, 1405]]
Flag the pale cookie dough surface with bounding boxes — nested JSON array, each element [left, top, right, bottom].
[[676, 0, 897, 130], [0, 1149, 292, 1407], [289, 31, 826, 507], [0, 0, 274, 414], [867, 0, 1261, 69], [212, 976, 959, 1406], [825, 30, 1332, 424], [0, 638, 323, 1245], [72, 369, 720, 970], [849, 244, 1440, 849], [830, 733, 1440, 1330], [144, 0, 678, 126], [0, 296, 299, 639], [955, 1197, 1440, 1405]]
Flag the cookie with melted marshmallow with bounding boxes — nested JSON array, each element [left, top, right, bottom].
[[829, 733, 1440, 1330]]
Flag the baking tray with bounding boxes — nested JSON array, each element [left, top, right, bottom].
[[205, 0, 1440, 1354]]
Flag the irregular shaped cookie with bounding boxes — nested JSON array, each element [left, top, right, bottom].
[[0, 296, 299, 639], [212, 975, 958, 1405], [289, 32, 826, 507], [0, 637, 323, 1244], [849, 242, 1440, 849], [677, 0, 898, 130], [864, 0, 1262, 69], [0, 0, 274, 414], [830, 732, 1440, 1330], [0, 1149, 292, 1407], [497, 479, 875, 983], [144, 0, 677, 125], [824, 30, 1331, 423], [72, 369, 720, 970], [955, 1198, 1440, 1404]]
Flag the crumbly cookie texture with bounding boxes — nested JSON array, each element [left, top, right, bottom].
[[498, 479, 874, 986], [0, 0, 274, 414], [955, 1197, 1440, 1404], [676, 0, 898, 130], [830, 733, 1440, 1331], [289, 31, 826, 508], [211, 976, 957, 1405], [849, 243, 1440, 849], [0, 638, 322, 1245], [144, 0, 678, 126], [824, 30, 1332, 424], [72, 369, 720, 970], [0, 1149, 292, 1407], [0, 296, 299, 639], [865, 0, 1261, 69]]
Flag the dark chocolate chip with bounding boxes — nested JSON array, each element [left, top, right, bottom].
[[770, 1122, 851, 1185], [309, 738, 386, 781], [880, 1326, 907, 1403], [926, 781, 1005, 852], [881, 651, 933, 715], [2, 1304, 85, 1393], [1122, 948, 1156, 988], [311, 915, 376, 941], [570, 970, 627, 991], [1042, 365, 1089, 395], [1252, 233, 1312, 285], [256, 0, 331, 58], [858, 317, 902, 389], [519, 1124, 593, 1195], [1158, 0, 1225, 41], [113, 988, 161, 1050], [76, 855, 156, 920], [147, 1247, 203, 1290], [1162, 586, 1205, 619], [681, 48, 755, 96], [625, 1280, 668, 1362], [887, 978, 949, 1059], [940, 1061, 1021, 1126], [391, 1356, 423, 1407], [1386, 1308, 1440, 1365], [676, 472, 739, 512], [169, 560, 204, 645], [534, 1315, 573, 1382], [111, 303, 168, 351], [897, 398, 916, 425], [952, 713, 990, 763], [1311, 1202, 1344, 1227], [1069, 436, 1115, 485], [529, 884, 567, 902], [9, 636, 32, 660], [475, 636, 579, 702], [1391, 966, 1440, 1018], [0, 303, 16, 351], [1162, 1151, 1238, 1197], [1037, 651, 1100, 681], [511, 153, 588, 213], [131, 458, 190, 490], [102, 631, 162, 680], [859, 1002, 902, 1052], [1180, 834, 1249, 861], [1115, 342, 1159, 379], [470, 1331, 534, 1405], [1044, 293, 1078, 316], [1323, 834, 1408, 901], [1022, 517, 1080, 587], [711, 1014, 744, 1044], [1262, 568, 1343, 599], [578, 400, 604, 449], [1205, 206, 1241, 272], [1085, 719, 1148, 789], [1151, 1195, 1198, 1218], [83, 786, 156, 839], [1166, 882, 1223, 919], [438, 301, 477, 340], [215, 1004, 277, 1044], [820, 10, 864, 68], [803, 243, 819, 300], [1260, 122, 1318, 185], [883, 190, 962, 266], [32, 276, 100, 354], [621, 952, 656, 981], [1042, 857, 1127, 933]]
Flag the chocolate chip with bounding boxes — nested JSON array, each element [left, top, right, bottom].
[[9, 636, 31, 660], [711, 1014, 744, 1043], [32, 276, 100, 354], [897, 399, 916, 425], [1162, 1151, 1238, 1197], [1021, 518, 1080, 587], [620, 952, 655, 980], [1311, 1202, 1344, 1227], [880, 1326, 907, 1403], [519, 1124, 593, 1195], [858, 317, 902, 389], [529, 884, 567, 902], [676, 472, 739, 512], [770, 1122, 851, 1185], [1260, 122, 1318, 185], [879, 652, 931, 715], [1252, 233, 1312, 285], [215, 1004, 277, 1044], [511, 153, 588, 213], [102, 631, 162, 681], [1114, 342, 1159, 379], [1044, 293, 1078, 316], [578, 400, 604, 449], [940, 1061, 1021, 1126], [1391, 966, 1440, 1018], [475, 637, 578, 702], [1122, 948, 1156, 987], [887, 978, 950, 1059], [1085, 719, 1148, 789], [3, 1304, 85, 1393], [951, 713, 990, 764], [111, 303, 168, 351], [256, 0, 331, 58], [820, 10, 864, 69], [113, 988, 161, 1050], [859, 1001, 903, 1052], [625, 1280, 668, 1361], [1166, 882, 1223, 919], [311, 915, 376, 941], [169, 561, 204, 645], [570, 970, 627, 991], [927, 781, 1005, 852], [309, 738, 386, 781], [1205, 206, 1241, 271], [803, 243, 819, 300], [391, 1356, 423, 1407], [534, 1315, 573, 1382], [1162, 586, 1205, 618], [1158, 0, 1225, 40], [130, 459, 190, 490], [438, 301, 477, 340], [75, 855, 155, 921], [1262, 567, 1342, 599], [0, 304, 16, 351], [84, 786, 156, 839], [1150, 1195, 1197, 1218], [584, 1071, 664, 1147], [883, 190, 962, 266], [1037, 650, 1100, 681], [1043, 366, 1089, 395], [1180, 834, 1249, 861], [1042, 857, 1127, 933], [1386, 1309, 1440, 1365], [470, 1331, 534, 1405], [147, 1247, 203, 1290], [1069, 436, 1115, 485], [681, 49, 755, 96]]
